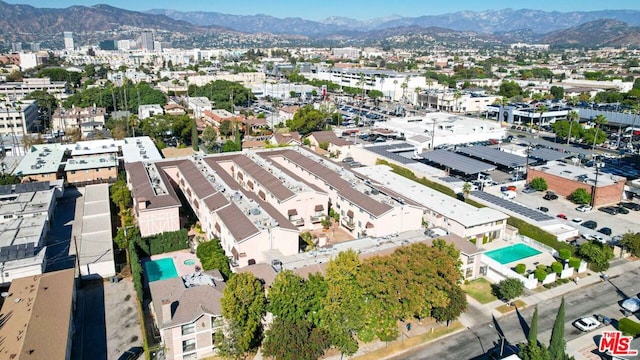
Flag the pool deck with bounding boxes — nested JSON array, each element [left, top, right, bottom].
[[150, 250, 203, 277], [480, 238, 557, 271]]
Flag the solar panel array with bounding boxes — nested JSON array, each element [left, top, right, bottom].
[[0, 181, 50, 195], [366, 144, 416, 164], [419, 150, 496, 175], [0, 243, 36, 262], [528, 148, 571, 162], [457, 147, 527, 168], [471, 191, 555, 222], [523, 137, 592, 156]]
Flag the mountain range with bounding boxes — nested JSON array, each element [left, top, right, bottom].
[[2, 1, 640, 47]]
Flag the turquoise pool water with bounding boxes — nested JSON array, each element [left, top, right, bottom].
[[145, 258, 178, 282], [184, 259, 196, 266], [484, 243, 542, 265]]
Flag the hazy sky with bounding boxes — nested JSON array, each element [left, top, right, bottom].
[[5, 0, 640, 20]]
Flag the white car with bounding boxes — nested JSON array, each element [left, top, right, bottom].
[[574, 317, 601, 332], [572, 217, 584, 224], [576, 205, 593, 212]]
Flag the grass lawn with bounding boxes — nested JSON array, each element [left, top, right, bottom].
[[351, 321, 463, 360], [462, 278, 498, 304], [495, 300, 527, 314]]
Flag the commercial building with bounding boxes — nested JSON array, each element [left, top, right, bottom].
[[140, 31, 154, 51], [149, 270, 225, 360], [0, 182, 56, 285], [527, 161, 625, 207], [0, 99, 39, 135], [63, 31, 74, 50], [0, 268, 76, 360], [418, 91, 501, 113]]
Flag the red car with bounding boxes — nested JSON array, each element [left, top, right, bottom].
[[557, 214, 567, 220]]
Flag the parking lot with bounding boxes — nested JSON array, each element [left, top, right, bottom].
[[499, 186, 640, 238]]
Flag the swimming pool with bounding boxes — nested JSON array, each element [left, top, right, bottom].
[[144, 258, 178, 282], [484, 243, 542, 265]]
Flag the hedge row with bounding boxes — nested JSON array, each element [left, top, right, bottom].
[[507, 217, 575, 254], [619, 318, 640, 337], [136, 229, 190, 257], [376, 159, 456, 197]]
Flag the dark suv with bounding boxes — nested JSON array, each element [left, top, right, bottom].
[[582, 220, 598, 230], [543, 191, 558, 201], [599, 207, 618, 215], [620, 202, 640, 211]]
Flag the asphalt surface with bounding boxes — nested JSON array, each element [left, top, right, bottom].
[[391, 267, 640, 360]]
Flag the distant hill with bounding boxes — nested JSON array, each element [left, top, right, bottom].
[[0, 1, 213, 35], [148, 8, 640, 36], [539, 19, 640, 47]]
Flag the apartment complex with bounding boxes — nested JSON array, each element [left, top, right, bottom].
[[0, 268, 76, 360], [0, 77, 67, 100], [126, 147, 424, 267], [51, 106, 106, 136], [149, 271, 225, 360]]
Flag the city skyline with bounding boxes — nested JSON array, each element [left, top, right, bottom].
[[4, 0, 640, 21]]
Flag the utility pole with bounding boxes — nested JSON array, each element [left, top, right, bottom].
[[73, 235, 83, 287]]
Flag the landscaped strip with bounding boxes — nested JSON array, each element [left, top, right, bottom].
[[462, 278, 498, 304]]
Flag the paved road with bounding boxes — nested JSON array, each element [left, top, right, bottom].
[[391, 268, 639, 360]]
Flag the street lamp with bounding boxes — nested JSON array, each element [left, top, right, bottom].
[[467, 326, 486, 354]]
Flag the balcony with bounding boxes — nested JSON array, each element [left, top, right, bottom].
[[310, 214, 324, 223], [289, 217, 304, 226], [341, 219, 356, 231]]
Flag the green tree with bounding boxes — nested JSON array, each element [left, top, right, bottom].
[[519, 306, 550, 360], [195, 239, 232, 280], [498, 80, 523, 98], [529, 177, 548, 191], [549, 86, 564, 100], [268, 270, 310, 322], [262, 318, 329, 360], [621, 232, 640, 257], [548, 298, 567, 360], [220, 272, 267, 355], [493, 278, 524, 302], [577, 241, 614, 271], [110, 177, 131, 212], [322, 250, 363, 356], [201, 126, 218, 153], [191, 123, 199, 151], [222, 139, 241, 152], [462, 182, 472, 198], [286, 105, 329, 135], [431, 286, 467, 326], [0, 173, 21, 185], [568, 188, 591, 205], [219, 120, 233, 137]]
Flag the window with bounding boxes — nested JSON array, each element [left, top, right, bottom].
[[182, 338, 196, 353], [181, 323, 196, 335], [467, 256, 475, 265]]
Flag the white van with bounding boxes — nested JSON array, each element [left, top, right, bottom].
[[502, 190, 517, 199]]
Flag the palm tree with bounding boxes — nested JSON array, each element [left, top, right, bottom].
[[534, 104, 548, 129], [453, 91, 462, 113], [393, 79, 399, 101], [592, 114, 608, 150], [462, 182, 472, 198], [566, 110, 579, 144], [414, 87, 422, 107], [400, 77, 409, 102]]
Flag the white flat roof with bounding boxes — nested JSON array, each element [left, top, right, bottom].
[[532, 160, 625, 187], [64, 154, 117, 171], [355, 165, 509, 227], [13, 144, 66, 176], [78, 184, 114, 269], [121, 136, 163, 163], [379, 112, 504, 140]]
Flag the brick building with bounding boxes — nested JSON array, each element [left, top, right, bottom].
[[527, 161, 625, 207]]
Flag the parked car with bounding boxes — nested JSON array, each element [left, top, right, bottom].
[[582, 220, 598, 229], [576, 205, 593, 212], [615, 206, 630, 214], [522, 187, 537, 194], [619, 202, 640, 211], [543, 192, 558, 201], [342, 157, 354, 164], [598, 227, 612, 236], [572, 217, 584, 223], [557, 214, 567, 220], [118, 347, 143, 360], [573, 317, 602, 332], [537, 206, 549, 213], [598, 206, 617, 215]]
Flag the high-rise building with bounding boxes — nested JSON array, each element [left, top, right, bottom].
[[63, 32, 74, 50], [140, 31, 154, 51], [29, 42, 40, 51], [11, 42, 22, 52], [99, 39, 117, 51]]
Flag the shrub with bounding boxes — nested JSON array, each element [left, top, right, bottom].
[[514, 263, 526, 274], [196, 239, 232, 280], [619, 318, 640, 337], [530, 177, 548, 191], [551, 261, 563, 274], [568, 257, 581, 270], [493, 278, 524, 301], [534, 268, 547, 282], [568, 188, 591, 204], [559, 248, 571, 260]]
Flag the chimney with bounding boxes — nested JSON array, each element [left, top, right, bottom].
[[161, 299, 172, 323], [138, 198, 148, 210]]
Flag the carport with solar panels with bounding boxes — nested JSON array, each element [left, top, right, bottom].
[[366, 143, 417, 165], [418, 149, 495, 178], [456, 146, 527, 171]]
